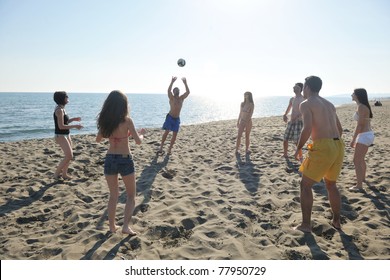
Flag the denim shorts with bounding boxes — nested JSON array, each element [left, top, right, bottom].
[[104, 154, 135, 176]]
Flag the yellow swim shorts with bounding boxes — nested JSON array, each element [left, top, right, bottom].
[[299, 138, 345, 182]]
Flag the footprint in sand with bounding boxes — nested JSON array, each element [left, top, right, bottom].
[[161, 169, 176, 179], [16, 214, 48, 224]]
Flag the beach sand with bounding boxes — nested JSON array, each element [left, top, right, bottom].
[[0, 101, 389, 260]]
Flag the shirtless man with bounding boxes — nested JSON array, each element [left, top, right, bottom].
[[294, 76, 344, 232], [158, 76, 190, 155], [283, 83, 305, 158]]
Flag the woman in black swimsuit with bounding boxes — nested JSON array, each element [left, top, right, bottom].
[[53, 91, 83, 179]]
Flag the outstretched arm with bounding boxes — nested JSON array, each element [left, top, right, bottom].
[[180, 77, 190, 99], [69, 117, 81, 123], [55, 108, 83, 130], [168, 76, 177, 99]]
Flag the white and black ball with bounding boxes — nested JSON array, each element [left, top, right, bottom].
[[177, 58, 186, 67]]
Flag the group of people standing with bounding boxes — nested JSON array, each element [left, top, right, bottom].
[[234, 76, 375, 232], [52, 77, 190, 235], [52, 75, 374, 234]]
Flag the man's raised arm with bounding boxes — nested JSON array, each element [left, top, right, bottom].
[[181, 77, 190, 99], [168, 76, 177, 98]]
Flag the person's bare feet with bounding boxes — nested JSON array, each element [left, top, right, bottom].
[[349, 185, 363, 191], [122, 227, 137, 236], [109, 225, 121, 234], [292, 224, 312, 233], [331, 221, 342, 231], [62, 174, 73, 180]]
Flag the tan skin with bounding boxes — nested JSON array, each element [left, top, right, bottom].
[[293, 84, 343, 233], [282, 84, 305, 158], [96, 117, 144, 235], [159, 76, 190, 154], [350, 93, 372, 190], [236, 92, 254, 154], [54, 96, 83, 179]]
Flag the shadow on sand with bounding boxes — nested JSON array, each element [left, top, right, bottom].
[[236, 152, 261, 193]]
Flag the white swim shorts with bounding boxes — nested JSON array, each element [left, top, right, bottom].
[[356, 131, 375, 146]]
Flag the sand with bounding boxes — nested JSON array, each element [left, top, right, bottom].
[[0, 101, 389, 260]]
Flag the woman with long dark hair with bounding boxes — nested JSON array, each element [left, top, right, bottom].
[[350, 88, 374, 191], [236, 91, 254, 155], [96, 90, 144, 235]]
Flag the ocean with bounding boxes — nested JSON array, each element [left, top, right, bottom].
[[0, 92, 357, 142]]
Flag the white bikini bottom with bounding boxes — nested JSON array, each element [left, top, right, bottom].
[[356, 131, 374, 146]]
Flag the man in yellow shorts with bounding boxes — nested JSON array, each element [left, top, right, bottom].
[[294, 76, 344, 233]]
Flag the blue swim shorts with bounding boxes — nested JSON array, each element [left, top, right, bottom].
[[104, 154, 135, 176], [162, 114, 180, 132]]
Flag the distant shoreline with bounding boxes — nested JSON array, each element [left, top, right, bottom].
[[2, 100, 387, 144], [0, 94, 387, 143], [1, 91, 390, 98]]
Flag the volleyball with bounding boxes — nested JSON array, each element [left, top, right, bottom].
[[177, 58, 186, 67]]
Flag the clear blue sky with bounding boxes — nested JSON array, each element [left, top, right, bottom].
[[1, 0, 389, 97]]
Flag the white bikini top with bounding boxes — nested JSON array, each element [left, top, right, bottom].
[[353, 111, 371, 122], [353, 112, 359, 121]]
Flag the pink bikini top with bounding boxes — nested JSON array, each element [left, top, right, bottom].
[[109, 131, 131, 145]]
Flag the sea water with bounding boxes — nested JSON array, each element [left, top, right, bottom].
[[0, 92, 357, 142]]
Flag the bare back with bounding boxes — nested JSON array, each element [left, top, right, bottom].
[[97, 117, 142, 155], [301, 96, 341, 140]]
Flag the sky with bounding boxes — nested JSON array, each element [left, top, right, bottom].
[[0, 0, 389, 98]]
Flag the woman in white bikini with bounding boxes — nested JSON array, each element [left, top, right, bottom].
[[96, 90, 145, 235], [235, 91, 254, 155], [350, 88, 374, 191]]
